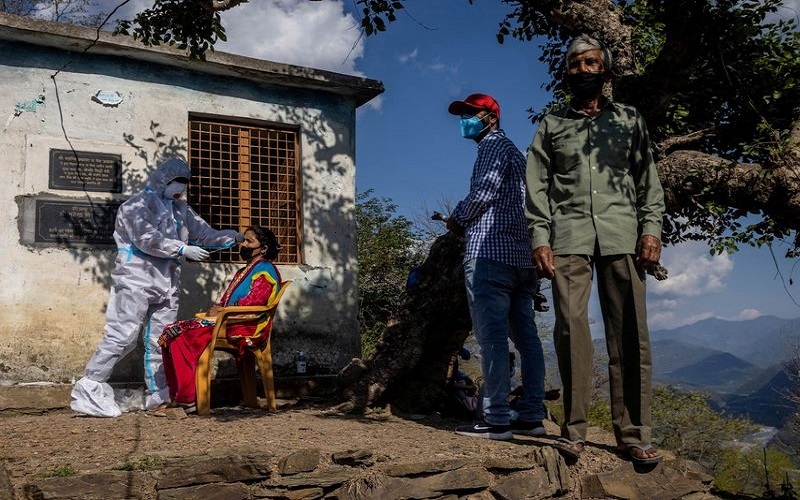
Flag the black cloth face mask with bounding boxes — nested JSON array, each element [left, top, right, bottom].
[[239, 246, 262, 260], [566, 72, 605, 99]]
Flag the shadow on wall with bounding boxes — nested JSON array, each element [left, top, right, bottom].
[[55, 110, 357, 380], [18, 40, 360, 354]]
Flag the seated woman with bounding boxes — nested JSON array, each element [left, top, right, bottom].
[[158, 226, 282, 411]]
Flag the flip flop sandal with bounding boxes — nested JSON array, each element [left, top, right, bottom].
[[179, 403, 196, 414], [145, 404, 170, 418], [553, 438, 584, 460], [165, 402, 197, 415], [622, 444, 663, 465]]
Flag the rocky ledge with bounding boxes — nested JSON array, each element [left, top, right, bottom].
[[11, 445, 718, 500]]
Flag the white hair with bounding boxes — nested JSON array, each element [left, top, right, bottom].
[[566, 34, 613, 73]]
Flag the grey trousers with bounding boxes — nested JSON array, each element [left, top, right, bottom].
[[552, 253, 653, 446]]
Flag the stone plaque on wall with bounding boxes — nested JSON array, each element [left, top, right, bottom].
[[49, 149, 122, 193], [34, 199, 121, 245]]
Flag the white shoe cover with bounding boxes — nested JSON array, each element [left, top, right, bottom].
[[113, 387, 146, 413], [70, 377, 122, 417], [144, 388, 170, 410]]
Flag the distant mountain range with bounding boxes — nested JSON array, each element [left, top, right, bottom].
[[650, 316, 800, 428], [468, 314, 800, 455], [651, 316, 800, 369], [517, 315, 800, 456]]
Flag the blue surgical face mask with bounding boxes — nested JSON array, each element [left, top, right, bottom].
[[460, 115, 487, 139]]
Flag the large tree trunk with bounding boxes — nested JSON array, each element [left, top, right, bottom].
[[338, 232, 471, 413]]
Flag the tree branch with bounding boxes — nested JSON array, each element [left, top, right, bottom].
[[658, 150, 800, 224], [657, 129, 718, 156]]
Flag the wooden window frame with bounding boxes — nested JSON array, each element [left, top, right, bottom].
[[188, 114, 302, 265]]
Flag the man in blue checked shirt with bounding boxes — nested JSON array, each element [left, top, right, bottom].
[[446, 93, 547, 441]]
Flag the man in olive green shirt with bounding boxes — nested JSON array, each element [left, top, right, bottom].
[[525, 35, 665, 465]]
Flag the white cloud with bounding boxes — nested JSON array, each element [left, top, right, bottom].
[[678, 311, 716, 326], [650, 242, 734, 298], [217, 1, 383, 110], [427, 59, 459, 74], [106, 1, 381, 109], [428, 62, 446, 72], [649, 310, 676, 328], [647, 299, 679, 329], [645, 244, 769, 329], [216, 0, 364, 76], [398, 48, 418, 63], [109, 1, 366, 76], [650, 308, 763, 331], [650, 310, 716, 330], [730, 308, 763, 321], [396, 47, 460, 75], [103, 0, 155, 25], [775, 0, 800, 22], [645, 242, 735, 329], [651, 298, 679, 311]]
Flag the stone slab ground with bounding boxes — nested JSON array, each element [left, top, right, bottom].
[[0, 384, 718, 499]]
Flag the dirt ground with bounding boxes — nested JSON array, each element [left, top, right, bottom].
[[0, 396, 626, 498]]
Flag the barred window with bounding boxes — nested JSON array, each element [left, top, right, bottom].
[[188, 116, 302, 264]]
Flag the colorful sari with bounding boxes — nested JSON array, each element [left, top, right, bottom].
[[159, 257, 281, 404]]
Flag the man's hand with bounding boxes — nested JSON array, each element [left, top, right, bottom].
[[635, 234, 662, 271], [533, 246, 555, 279], [446, 217, 465, 236]]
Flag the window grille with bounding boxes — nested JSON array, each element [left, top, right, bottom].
[[188, 117, 301, 264]]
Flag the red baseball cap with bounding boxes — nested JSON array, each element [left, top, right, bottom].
[[448, 93, 500, 119]]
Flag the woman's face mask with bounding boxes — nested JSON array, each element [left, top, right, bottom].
[[239, 246, 260, 260], [460, 115, 488, 139]]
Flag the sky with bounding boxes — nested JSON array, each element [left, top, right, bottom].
[[103, 0, 800, 332]]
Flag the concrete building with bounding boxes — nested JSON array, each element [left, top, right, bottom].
[[0, 12, 382, 386]]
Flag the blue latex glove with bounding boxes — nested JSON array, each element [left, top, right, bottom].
[[235, 232, 245, 243], [181, 245, 210, 261]]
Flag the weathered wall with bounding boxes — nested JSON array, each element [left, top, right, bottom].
[[0, 39, 361, 384]]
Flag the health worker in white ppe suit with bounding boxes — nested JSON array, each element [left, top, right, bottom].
[[71, 157, 242, 417]]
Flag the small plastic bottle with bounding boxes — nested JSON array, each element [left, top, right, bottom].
[[296, 351, 307, 374]]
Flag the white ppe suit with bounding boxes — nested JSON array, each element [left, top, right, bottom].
[[71, 158, 238, 417]]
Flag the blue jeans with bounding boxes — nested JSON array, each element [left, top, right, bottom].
[[464, 258, 546, 426]]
